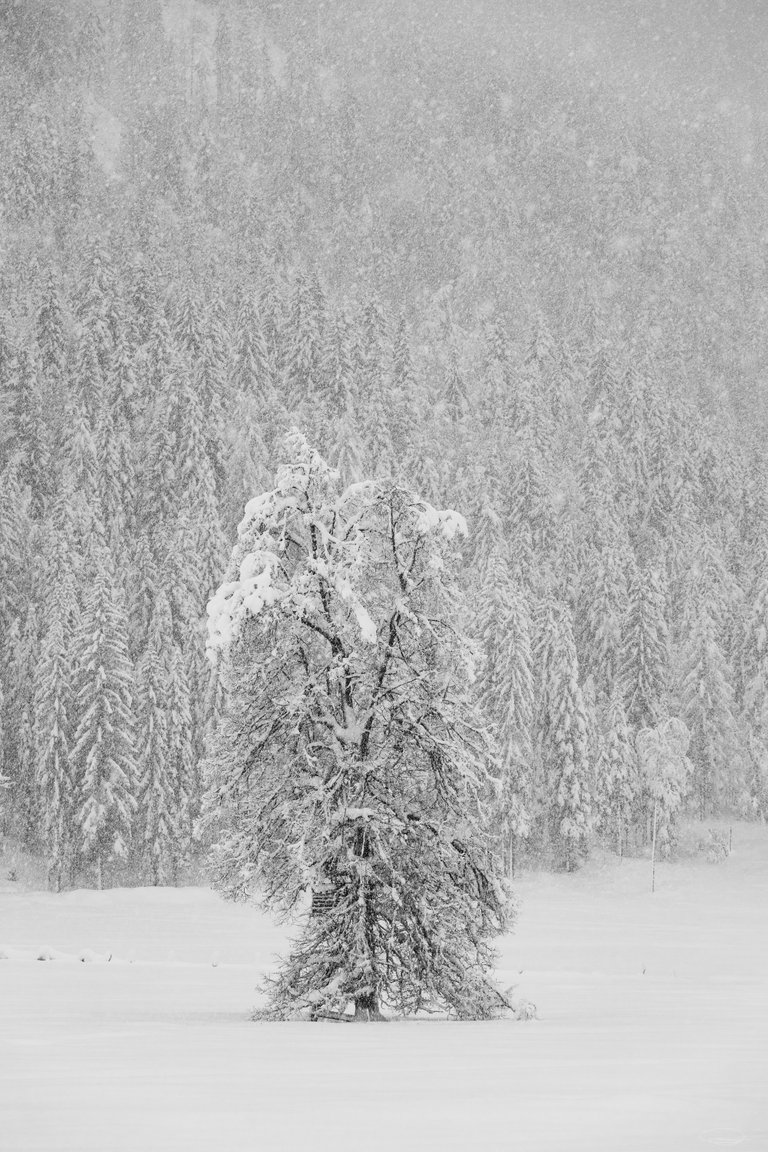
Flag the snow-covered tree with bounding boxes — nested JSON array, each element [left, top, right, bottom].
[[678, 599, 745, 817], [577, 536, 629, 696], [204, 431, 511, 1020], [536, 599, 592, 869], [72, 542, 137, 888], [597, 689, 639, 857], [620, 564, 669, 729], [136, 591, 173, 884], [33, 524, 78, 888], [738, 559, 768, 816], [476, 551, 535, 872], [3, 604, 40, 844], [636, 717, 693, 859], [166, 641, 196, 869]]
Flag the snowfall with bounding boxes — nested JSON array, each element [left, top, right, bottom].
[[1, 826, 766, 1152]]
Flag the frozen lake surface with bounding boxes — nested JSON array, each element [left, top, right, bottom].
[[1, 825, 767, 1151]]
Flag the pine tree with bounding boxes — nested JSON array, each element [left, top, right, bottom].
[[471, 484, 506, 580], [166, 640, 196, 871], [11, 348, 51, 517], [34, 585, 75, 890], [507, 441, 555, 576], [577, 535, 629, 696], [476, 552, 535, 873], [4, 604, 40, 844], [637, 718, 693, 858], [36, 270, 67, 407], [620, 564, 669, 729], [283, 272, 324, 410], [390, 314, 419, 464], [0, 463, 33, 633], [33, 501, 79, 885], [598, 689, 638, 857], [205, 431, 511, 1020], [738, 555, 768, 815], [538, 603, 592, 869], [76, 244, 116, 374], [72, 542, 137, 888], [136, 591, 174, 884], [172, 284, 205, 359], [678, 598, 745, 817], [72, 327, 106, 422], [233, 291, 272, 401]]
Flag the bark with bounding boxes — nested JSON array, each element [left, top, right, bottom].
[[354, 991, 385, 1021]]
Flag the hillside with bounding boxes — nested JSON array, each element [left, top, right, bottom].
[[1, 1, 767, 886]]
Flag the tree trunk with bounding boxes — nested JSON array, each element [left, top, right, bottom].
[[354, 991, 385, 1021]]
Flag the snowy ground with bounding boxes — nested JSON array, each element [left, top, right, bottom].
[[1, 825, 767, 1152]]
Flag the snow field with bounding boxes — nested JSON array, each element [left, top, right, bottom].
[[1, 825, 767, 1151]]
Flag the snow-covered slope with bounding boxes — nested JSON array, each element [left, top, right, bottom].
[[1, 825, 766, 1151]]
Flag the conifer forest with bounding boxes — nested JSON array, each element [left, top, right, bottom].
[[2, 0, 768, 902]]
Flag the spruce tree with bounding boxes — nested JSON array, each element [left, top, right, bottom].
[[598, 689, 638, 857], [539, 604, 593, 870], [4, 605, 40, 845], [72, 542, 137, 888], [637, 718, 693, 858], [166, 640, 196, 871], [476, 551, 535, 873], [620, 564, 669, 729], [577, 535, 629, 696], [136, 591, 174, 885], [33, 514, 79, 887], [678, 599, 745, 817], [739, 557, 768, 815], [34, 600, 75, 889]]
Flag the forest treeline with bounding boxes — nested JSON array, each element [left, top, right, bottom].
[[0, 0, 766, 887]]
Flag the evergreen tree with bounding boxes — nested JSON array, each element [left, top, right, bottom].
[[36, 270, 67, 405], [678, 598, 745, 817], [76, 244, 116, 373], [72, 542, 137, 888], [4, 604, 40, 844], [136, 591, 174, 884], [598, 689, 638, 857], [34, 583, 75, 890], [538, 603, 592, 869], [738, 556, 768, 816], [577, 535, 629, 696], [637, 717, 693, 858], [507, 441, 555, 577], [205, 431, 511, 1020], [620, 564, 669, 729], [0, 463, 33, 632], [476, 552, 535, 873], [166, 640, 196, 871], [11, 348, 51, 517]]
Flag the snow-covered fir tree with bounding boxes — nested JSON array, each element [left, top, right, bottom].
[[620, 564, 669, 730], [476, 550, 535, 873], [72, 540, 137, 888], [597, 689, 639, 858], [678, 597, 745, 818], [136, 590, 173, 884], [536, 599, 593, 869], [636, 717, 693, 858], [33, 522, 78, 889]]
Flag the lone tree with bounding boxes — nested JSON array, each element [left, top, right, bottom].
[[204, 431, 512, 1020]]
